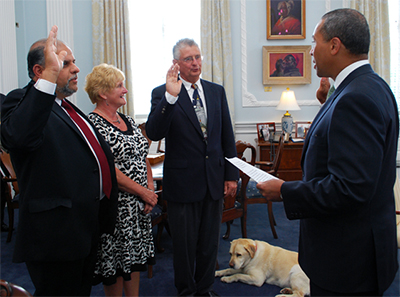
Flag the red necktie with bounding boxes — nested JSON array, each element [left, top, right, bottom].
[[61, 100, 112, 198]]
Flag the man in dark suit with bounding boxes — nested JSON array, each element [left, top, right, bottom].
[[257, 9, 399, 296], [1, 26, 118, 296], [146, 38, 238, 296]]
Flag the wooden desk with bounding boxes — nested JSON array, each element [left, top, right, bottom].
[[257, 140, 303, 181]]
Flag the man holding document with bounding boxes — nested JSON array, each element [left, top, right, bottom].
[[256, 9, 398, 297]]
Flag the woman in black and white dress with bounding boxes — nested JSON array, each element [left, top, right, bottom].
[[85, 63, 157, 297]]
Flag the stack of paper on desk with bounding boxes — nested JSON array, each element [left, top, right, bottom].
[[225, 157, 277, 183]]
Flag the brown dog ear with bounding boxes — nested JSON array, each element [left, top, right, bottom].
[[244, 241, 256, 258]]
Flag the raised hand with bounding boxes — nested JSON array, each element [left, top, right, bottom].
[[166, 64, 182, 97], [316, 77, 330, 105], [41, 25, 67, 83]]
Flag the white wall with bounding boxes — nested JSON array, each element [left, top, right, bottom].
[[230, 0, 345, 146], [9, 0, 94, 112]]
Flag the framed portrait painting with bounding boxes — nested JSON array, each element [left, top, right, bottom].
[[262, 45, 311, 85], [295, 121, 312, 138], [267, 0, 306, 39], [257, 122, 276, 142]]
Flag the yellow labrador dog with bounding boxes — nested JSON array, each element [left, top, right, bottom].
[[215, 238, 309, 297]]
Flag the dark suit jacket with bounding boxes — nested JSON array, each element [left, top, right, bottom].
[[281, 65, 399, 293], [146, 79, 238, 203], [1, 81, 118, 263]]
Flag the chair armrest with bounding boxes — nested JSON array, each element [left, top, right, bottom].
[[2, 176, 17, 182], [255, 161, 273, 167]]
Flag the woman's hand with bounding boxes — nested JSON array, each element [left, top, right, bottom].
[[140, 188, 158, 208], [143, 202, 154, 215]]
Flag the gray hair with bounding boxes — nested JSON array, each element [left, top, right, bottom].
[[320, 8, 370, 56], [173, 38, 200, 60]]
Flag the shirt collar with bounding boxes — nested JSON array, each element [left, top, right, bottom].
[[334, 60, 369, 89], [180, 76, 203, 94]]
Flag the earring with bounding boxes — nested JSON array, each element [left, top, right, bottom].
[[105, 100, 109, 106]]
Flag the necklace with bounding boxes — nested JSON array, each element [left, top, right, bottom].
[[96, 109, 120, 124]]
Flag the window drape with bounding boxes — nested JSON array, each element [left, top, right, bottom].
[[92, 0, 134, 116], [346, 0, 390, 84], [201, 0, 235, 127]]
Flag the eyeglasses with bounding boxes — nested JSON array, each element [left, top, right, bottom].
[[181, 55, 202, 63]]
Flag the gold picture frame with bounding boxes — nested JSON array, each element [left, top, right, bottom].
[[267, 0, 306, 40], [262, 45, 311, 85]]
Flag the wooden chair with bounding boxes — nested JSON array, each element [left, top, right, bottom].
[[255, 132, 285, 178], [226, 134, 285, 239], [249, 132, 285, 239], [0, 149, 19, 243], [221, 140, 253, 240], [0, 280, 32, 297], [221, 191, 246, 240], [138, 122, 164, 154]]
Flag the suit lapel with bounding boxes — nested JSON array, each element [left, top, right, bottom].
[[302, 65, 374, 163], [53, 99, 114, 164], [52, 100, 82, 137], [201, 80, 214, 136]]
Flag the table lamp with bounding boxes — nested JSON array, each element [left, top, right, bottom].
[[276, 87, 300, 137]]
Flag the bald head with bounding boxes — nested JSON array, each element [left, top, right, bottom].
[[27, 38, 67, 79]]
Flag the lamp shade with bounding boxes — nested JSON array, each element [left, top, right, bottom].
[[276, 88, 301, 111]]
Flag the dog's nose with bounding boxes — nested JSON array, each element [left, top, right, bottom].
[[229, 262, 234, 268]]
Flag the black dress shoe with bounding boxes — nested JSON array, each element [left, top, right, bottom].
[[1, 223, 9, 232], [197, 290, 220, 297]]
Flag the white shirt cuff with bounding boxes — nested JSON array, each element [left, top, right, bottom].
[[34, 78, 56, 95], [165, 91, 178, 104]]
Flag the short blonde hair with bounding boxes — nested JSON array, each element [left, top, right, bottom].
[[85, 63, 125, 104]]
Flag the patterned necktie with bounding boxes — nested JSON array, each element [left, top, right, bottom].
[[191, 84, 207, 140], [61, 100, 112, 198], [327, 85, 335, 99]]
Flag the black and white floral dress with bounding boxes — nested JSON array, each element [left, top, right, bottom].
[[88, 112, 155, 285]]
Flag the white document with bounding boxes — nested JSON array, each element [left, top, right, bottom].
[[226, 157, 278, 183]]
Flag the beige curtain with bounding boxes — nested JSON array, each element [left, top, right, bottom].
[[201, 0, 235, 127], [92, 0, 134, 116], [347, 0, 390, 84]]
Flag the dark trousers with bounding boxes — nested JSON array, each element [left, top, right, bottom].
[[26, 240, 98, 296], [167, 193, 223, 296], [310, 281, 381, 297]]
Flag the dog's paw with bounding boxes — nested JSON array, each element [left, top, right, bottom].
[[215, 270, 223, 277], [220, 276, 234, 283], [280, 288, 293, 294], [275, 288, 295, 297]]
